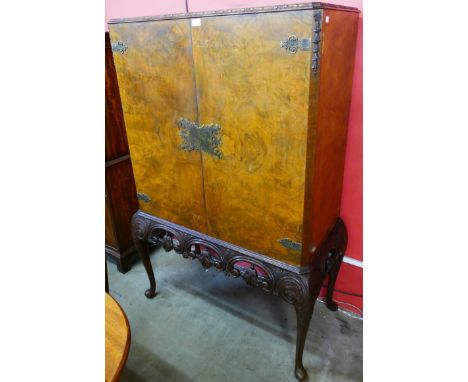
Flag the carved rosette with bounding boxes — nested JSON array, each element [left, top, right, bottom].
[[132, 213, 311, 307], [275, 273, 309, 307]]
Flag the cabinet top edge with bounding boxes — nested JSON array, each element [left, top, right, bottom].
[[108, 2, 360, 25]]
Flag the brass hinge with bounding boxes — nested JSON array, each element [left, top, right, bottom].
[[278, 238, 302, 252], [137, 192, 151, 203], [111, 41, 128, 54], [176, 118, 223, 159]]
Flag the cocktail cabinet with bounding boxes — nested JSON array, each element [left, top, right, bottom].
[[109, 2, 359, 379]]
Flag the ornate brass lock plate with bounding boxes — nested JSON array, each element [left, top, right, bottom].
[[177, 118, 223, 159]]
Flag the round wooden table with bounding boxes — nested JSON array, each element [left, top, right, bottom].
[[105, 293, 131, 382]]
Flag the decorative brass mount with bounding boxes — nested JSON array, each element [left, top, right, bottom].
[[280, 35, 311, 54], [176, 118, 223, 159], [280, 11, 322, 76], [311, 10, 323, 76]]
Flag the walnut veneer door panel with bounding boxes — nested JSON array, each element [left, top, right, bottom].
[[191, 11, 314, 265], [109, 20, 207, 233]]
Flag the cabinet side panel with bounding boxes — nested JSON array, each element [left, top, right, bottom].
[[105, 32, 130, 162], [105, 195, 118, 249], [109, 20, 207, 233], [303, 10, 359, 265], [106, 159, 139, 250], [192, 11, 313, 265]]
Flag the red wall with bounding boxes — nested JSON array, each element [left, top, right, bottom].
[[106, 0, 363, 315]]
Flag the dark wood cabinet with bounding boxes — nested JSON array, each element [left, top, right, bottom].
[[105, 32, 139, 273], [109, 3, 359, 379]]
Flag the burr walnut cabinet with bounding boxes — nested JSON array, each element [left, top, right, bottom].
[[109, 2, 359, 380]]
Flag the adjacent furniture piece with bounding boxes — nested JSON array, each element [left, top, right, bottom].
[[105, 260, 109, 293], [105, 32, 139, 273], [109, 2, 359, 379], [105, 293, 131, 382]]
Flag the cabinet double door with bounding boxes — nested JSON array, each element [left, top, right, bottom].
[[110, 10, 316, 265]]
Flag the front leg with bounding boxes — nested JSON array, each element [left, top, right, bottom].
[[294, 297, 314, 380], [131, 213, 157, 298], [277, 273, 315, 381]]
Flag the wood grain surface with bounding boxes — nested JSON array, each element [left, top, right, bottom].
[[105, 293, 130, 382], [110, 20, 207, 233], [105, 32, 139, 272], [105, 159, 138, 252], [109, 7, 359, 268], [302, 9, 359, 265], [191, 11, 314, 265], [105, 194, 118, 249], [105, 33, 130, 162]]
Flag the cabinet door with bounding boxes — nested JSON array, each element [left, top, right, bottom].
[[191, 11, 314, 265], [110, 20, 207, 233]]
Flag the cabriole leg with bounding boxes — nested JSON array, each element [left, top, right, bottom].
[[294, 298, 314, 381], [323, 217, 348, 312], [132, 213, 157, 298], [292, 217, 348, 379], [325, 250, 344, 311], [136, 239, 157, 298]]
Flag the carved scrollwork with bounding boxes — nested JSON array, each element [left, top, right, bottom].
[[147, 226, 181, 251], [225, 253, 275, 292], [131, 212, 348, 381], [133, 213, 312, 307], [233, 263, 271, 289], [131, 214, 151, 242], [275, 273, 309, 307], [236, 264, 269, 288], [184, 239, 224, 270]]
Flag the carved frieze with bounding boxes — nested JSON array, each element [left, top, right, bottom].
[[132, 213, 311, 305]]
